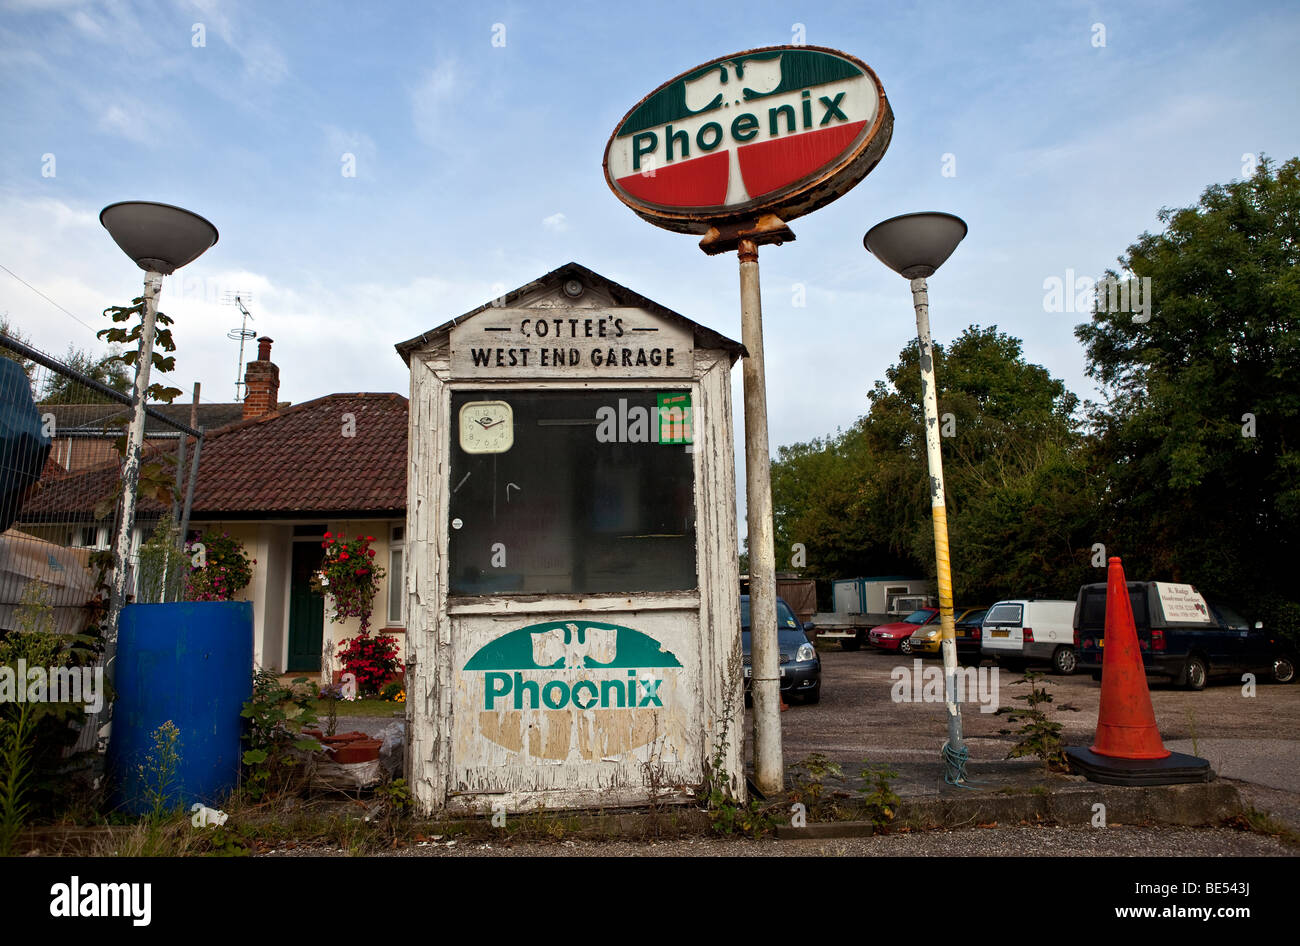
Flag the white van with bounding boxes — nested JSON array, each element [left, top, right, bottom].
[[979, 599, 1078, 674]]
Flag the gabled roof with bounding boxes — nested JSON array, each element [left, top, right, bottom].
[[394, 261, 745, 364], [184, 392, 407, 517], [19, 392, 408, 521]]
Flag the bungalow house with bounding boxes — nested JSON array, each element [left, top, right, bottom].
[[15, 339, 409, 678]]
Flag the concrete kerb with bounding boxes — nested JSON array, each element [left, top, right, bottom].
[[777, 774, 1242, 840]]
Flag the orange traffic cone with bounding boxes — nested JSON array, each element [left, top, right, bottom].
[[1065, 556, 1212, 785], [1091, 556, 1170, 760]]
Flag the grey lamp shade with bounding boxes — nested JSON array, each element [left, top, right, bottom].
[[863, 212, 967, 279], [100, 201, 219, 274]]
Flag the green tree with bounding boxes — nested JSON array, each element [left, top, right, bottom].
[[0, 316, 37, 388], [37, 344, 132, 403], [862, 326, 1095, 600], [770, 325, 1096, 604], [1076, 155, 1300, 637]]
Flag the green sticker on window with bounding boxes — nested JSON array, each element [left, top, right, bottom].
[[657, 393, 692, 445]]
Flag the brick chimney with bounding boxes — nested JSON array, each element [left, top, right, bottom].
[[242, 336, 280, 419]]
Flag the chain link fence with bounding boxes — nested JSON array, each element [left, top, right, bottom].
[[0, 331, 204, 635]]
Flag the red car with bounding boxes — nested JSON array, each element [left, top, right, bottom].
[[868, 608, 940, 654]]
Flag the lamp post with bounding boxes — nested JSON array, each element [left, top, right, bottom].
[[98, 201, 218, 740], [863, 211, 969, 783]]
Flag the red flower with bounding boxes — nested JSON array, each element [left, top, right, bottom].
[[340, 553, 350, 561], [324, 531, 333, 538], [367, 549, 376, 557]]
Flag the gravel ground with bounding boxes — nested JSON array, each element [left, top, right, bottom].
[[259, 824, 1293, 857]]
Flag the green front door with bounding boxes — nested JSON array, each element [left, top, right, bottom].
[[287, 541, 325, 672]]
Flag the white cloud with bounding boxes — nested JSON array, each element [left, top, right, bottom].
[[541, 212, 568, 233], [67, 9, 105, 38], [411, 59, 457, 148], [181, 0, 289, 85], [97, 102, 156, 145]]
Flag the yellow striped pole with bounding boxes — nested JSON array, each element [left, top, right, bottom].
[[910, 276, 967, 780]]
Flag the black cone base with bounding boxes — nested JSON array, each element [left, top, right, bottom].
[[1065, 746, 1214, 786]]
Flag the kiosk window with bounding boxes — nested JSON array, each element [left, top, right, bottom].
[[449, 390, 697, 595]]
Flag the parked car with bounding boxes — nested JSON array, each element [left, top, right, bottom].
[[1073, 580, 1296, 689], [908, 607, 986, 655], [740, 594, 821, 704], [953, 608, 989, 664], [979, 599, 1078, 673], [868, 608, 939, 653]]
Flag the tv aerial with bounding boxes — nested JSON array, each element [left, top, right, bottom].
[[223, 291, 255, 401]]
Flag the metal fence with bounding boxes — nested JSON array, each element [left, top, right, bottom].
[[0, 331, 205, 635]]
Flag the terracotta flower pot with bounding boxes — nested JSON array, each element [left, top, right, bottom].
[[321, 731, 367, 747], [331, 739, 381, 765]]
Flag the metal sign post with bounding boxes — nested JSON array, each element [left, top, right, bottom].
[[700, 215, 794, 795]]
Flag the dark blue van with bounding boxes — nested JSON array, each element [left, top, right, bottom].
[[1073, 581, 1295, 689]]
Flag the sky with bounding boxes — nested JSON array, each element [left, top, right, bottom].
[[2, 0, 1299, 539]]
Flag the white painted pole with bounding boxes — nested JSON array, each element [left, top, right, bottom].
[[910, 276, 967, 777], [738, 237, 783, 796], [103, 270, 163, 719]]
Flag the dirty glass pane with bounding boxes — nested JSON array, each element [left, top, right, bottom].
[[449, 390, 696, 595]]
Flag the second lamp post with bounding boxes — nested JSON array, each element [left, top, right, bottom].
[[864, 211, 970, 784]]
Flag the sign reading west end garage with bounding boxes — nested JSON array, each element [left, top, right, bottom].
[[603, 45, 892, 234], [449, 309, 694, 379]]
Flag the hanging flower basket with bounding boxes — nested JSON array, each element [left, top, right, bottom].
[[310, 532, 385, 635]]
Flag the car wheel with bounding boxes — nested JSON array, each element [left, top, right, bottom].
[[1183, 656, 1207, 691], [899, 638, 913, 655], [841, 638, 860, 652], [1052, 646, 1077, 675], [1272, 656, 1296, 684]]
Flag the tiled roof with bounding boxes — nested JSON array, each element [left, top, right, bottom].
[[192, 393, 407, 515], [18, 393, 408, 520]]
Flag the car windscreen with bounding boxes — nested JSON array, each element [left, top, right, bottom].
[[984, 603, 1023, 625], [903, 609, 932, 624], [740, 598, 798, 630], [1211, 604, 1248, 630], [958, 609, 987, 626]]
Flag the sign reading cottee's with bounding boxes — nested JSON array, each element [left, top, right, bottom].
[[603, 45, 892, 234]]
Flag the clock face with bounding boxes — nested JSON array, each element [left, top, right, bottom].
[[458, 400, 514, 454]]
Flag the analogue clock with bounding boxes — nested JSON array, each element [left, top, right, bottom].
[[458, 400, 514, 454]]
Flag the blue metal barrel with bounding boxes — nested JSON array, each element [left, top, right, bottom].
[[108, 601, 253, 815]]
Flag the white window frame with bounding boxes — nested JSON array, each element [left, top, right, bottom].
[[387, 523, 405, 627]]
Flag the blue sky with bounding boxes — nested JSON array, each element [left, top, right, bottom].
[[3, 0, 1299, 535]]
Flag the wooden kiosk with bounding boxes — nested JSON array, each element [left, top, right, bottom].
[[395, 263, 745, 813]]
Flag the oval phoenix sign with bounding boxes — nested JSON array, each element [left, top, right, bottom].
[[604, 45, 892, 234]]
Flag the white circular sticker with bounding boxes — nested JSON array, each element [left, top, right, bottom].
[[451, 518, 463, 530]]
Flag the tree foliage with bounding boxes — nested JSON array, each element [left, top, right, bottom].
[[772, 326, 1097, 604], [1076, 155, 1300, 636]]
